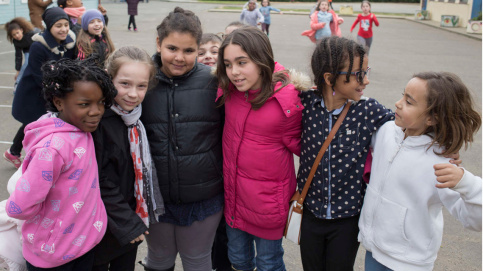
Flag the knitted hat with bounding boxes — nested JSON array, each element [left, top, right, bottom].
[[42, 7, 69, 31], [81, 9, 105, 31]]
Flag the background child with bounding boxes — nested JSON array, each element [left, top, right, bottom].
[[225, 21, 245, 35], [4, 17, 39, 93], [216, 26, 309, 271], [240, 0, 264, 27], [259, 0, 283, 36], [126, 0, 139, 31], [6, 7, 76, 170], [303, 0, 343, 42], [77, 9, 115, 65], [198, 33, 222, 67], [140, 7, 224, 271], [27, 0, 53, 30], [359, 72, 482, 271], [5, 57, 116, 269], [350, 0, 379, 54], [92, 46, 164, 271], [57, 0, 85, 36], [297, 36, 393, 271], [313, 0, 332, 39]]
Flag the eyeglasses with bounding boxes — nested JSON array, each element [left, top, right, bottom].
[[336, 67, 371, 83]]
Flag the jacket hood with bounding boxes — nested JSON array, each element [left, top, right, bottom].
[[32, 30, 76, 56], [23, 113, 85, 152]]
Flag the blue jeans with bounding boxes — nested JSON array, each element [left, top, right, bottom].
[[226, 224, 285, 271], [15, 52, 29, 89], [365, 251, 393, 271]]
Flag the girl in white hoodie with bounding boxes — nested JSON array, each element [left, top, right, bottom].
[[359, 71, 482, 271]]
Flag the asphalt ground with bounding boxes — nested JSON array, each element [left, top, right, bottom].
[[0, 1, 481, 270]]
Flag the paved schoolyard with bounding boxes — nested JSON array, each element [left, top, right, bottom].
[[0, 1, 481, 270]]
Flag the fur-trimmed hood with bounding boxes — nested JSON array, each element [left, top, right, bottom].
[[32, 30, 76, 57]]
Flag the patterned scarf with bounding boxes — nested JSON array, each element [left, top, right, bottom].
[[110, 104, 164, 226]]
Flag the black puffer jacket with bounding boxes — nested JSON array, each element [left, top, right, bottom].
[[141, 55, 224, 204]]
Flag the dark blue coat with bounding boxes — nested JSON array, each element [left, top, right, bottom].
[[12, 30, 76, 125]]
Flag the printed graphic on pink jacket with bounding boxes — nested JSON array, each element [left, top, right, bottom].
[[217, 69, 310, 240], [5, 114, 107, 268]]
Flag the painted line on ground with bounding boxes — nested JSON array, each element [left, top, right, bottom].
[[0, 105, 12, 107], [0, 86, 13, 89], [0, 51, 14, 55], [0, 141, 14, 145], [0, 72, 16, 75]]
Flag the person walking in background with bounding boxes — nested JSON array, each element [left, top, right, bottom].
[[27, 0, 53, 30], [216, 26, 309, 271], [4, 17, 39, 94], [302, 0, 343, 42], [140, 7, 224, 271], [76, 9, 115, 65], [240, 0, 264, 27], [126, 0, 139, 31], [350, 0, 379, 54], [6, 7, 76, 170], [259, 0, 283, 36], [359, 72, 481, 271]]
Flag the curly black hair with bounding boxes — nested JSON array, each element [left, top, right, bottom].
[[41, 57, 117, 112]]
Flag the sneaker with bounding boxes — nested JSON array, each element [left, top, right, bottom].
[[3, 149, 22, 169], [134, 28, 138, 32], [128, 27, 132, 31]]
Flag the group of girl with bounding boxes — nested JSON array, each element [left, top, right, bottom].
[[2, 5, 482, 271]]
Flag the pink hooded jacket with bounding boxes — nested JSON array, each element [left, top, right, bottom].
[[217, 69, 310, 240], [6, 114, 107, 268], [302, 10, 344, 42]]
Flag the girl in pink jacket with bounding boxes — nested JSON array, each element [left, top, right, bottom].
[[5, 58, 116, 269], [216, 26, 310, 271]]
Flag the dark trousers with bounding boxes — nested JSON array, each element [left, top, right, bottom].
[[211, 214, 231, 271], [300, 207, 360, 271], [261, 23, 270, 35], [128, 15, 137, 29], [26, 249, 95, 271], [10, 123, 26, 156], [92, 246, 138, 271]]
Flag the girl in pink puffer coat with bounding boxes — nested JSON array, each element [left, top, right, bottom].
[[216, 26, 310, 271]]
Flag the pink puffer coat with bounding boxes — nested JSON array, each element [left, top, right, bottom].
[[217, 70, 310, 240]]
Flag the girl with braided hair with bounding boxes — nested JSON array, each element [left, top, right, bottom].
[[5, 57, 117, 270], [297, 36, 394, 270]]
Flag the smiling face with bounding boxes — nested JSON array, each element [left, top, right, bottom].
[[248, 1, 256, 11], [87, 18, 104, 36], [50, 19, 70, 43], [331, 56, 369, 102], [394, 77, 432, 137], [113, 61, 150, 112], [11, 28, 24, 41], [198, 41, 220, 67], [157, 31, 198, 78], [53, 81, 105, 132], [223, 44, 262, 92]]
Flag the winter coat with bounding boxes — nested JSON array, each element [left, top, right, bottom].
[[12, 30, 76, 125], [91, 109, 147, 265], [13, 30, 38, 71], [219, 70, 311, 240], [140, 55, 224, 204], [126, 0, 139, 16], [359, 121, 482, 271], [5, 113, 107, 268], [302, 10, 343, 43]]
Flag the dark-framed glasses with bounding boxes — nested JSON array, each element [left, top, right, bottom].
[[336, 67, 371, 83]]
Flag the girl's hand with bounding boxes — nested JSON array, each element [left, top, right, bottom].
[[370, 13, 374, 19], [14, 71, 19, 80], [445, 152, 462, 166], [130, 231, 149, 244], [434, 163, 464, 189], [280, 11, 284, 15], [338, 19, 343, 25]]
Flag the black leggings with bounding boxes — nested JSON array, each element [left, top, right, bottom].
[[128, 15, 137, 29], [10, 123, 26, 156], [261, 23, 270, 35], [92, 246, 138, 271], [300, 207, 360, 271]]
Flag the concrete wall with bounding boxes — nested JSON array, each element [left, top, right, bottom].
[[426, 0, 473, 27], [0, 0, 98, 25]]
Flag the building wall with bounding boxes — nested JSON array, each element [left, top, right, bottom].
[[427, 0, 473, 27], [0, 0, 98, 25]]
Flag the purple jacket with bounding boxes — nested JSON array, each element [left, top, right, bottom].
[[6, 114, 107, 268]]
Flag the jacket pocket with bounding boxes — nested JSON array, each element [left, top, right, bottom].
[[38, 217, 62, 254], [337, 126, 359, 150], [373, 197, 410, 255]]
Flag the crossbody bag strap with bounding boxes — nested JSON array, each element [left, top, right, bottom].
[[296, 102, 351, 206]]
